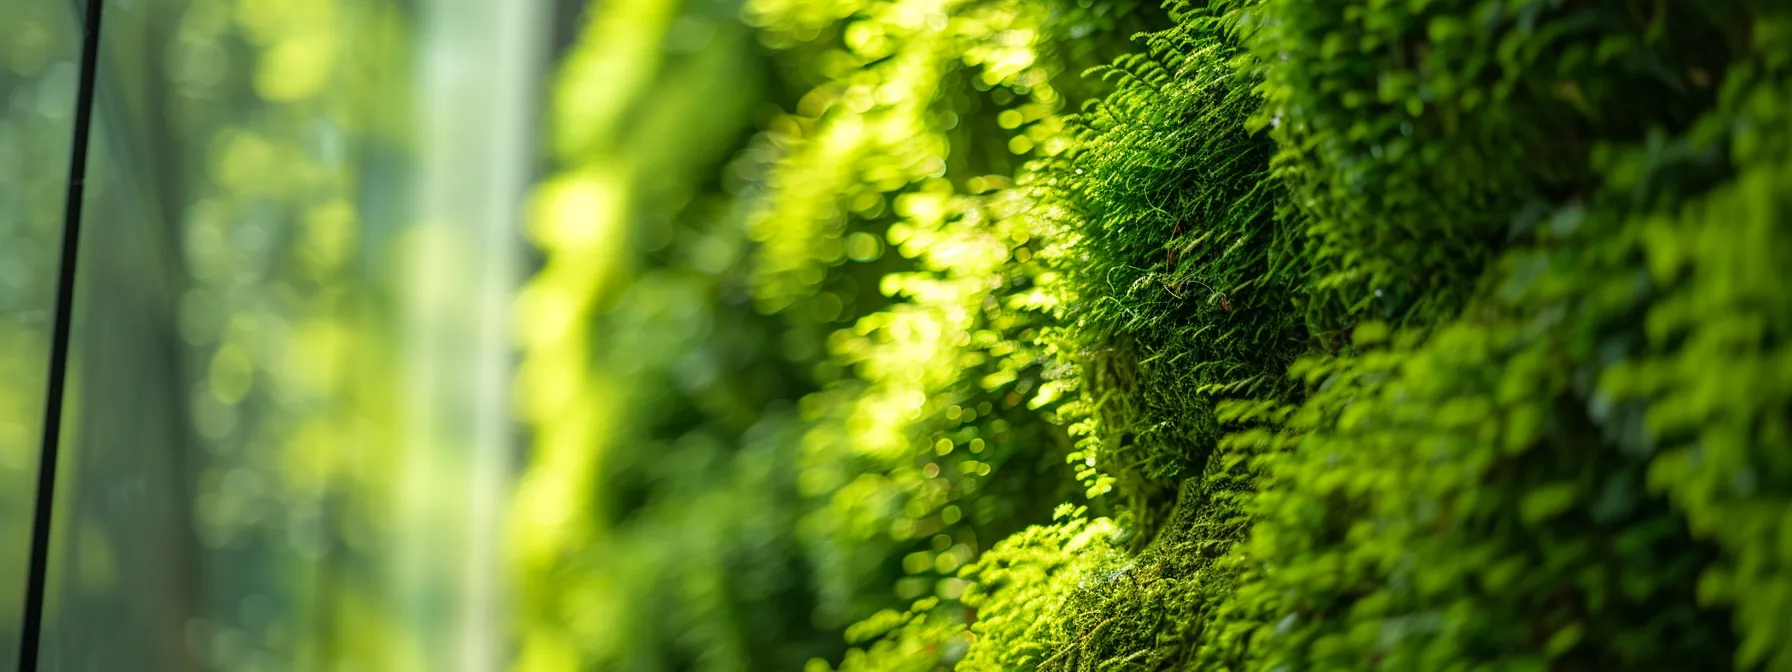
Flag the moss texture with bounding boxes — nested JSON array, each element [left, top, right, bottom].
[[527, 0, 1792, 667], [829, 0, 1792, 670]]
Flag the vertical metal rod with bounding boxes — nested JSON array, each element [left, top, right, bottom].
[[18, 0, 106, 669]]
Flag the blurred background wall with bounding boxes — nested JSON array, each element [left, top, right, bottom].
[[0, 0, 563, 669]]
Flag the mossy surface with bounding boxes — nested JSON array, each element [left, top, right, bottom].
[[524, 0, 1792, 667], [840, 1, 1792, 670]]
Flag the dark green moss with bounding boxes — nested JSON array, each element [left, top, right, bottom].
[[1250, 0, 1746, 336], [1038, 0, 1306, 535]]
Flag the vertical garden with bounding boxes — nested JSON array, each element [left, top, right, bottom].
[[518, 0, 1792, 669], [4, 0, 1790, 669]]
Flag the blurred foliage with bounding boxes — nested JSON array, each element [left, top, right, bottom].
[[4, 0, 525, 669], [510, 0, 831, 668], [0, 0, 79, 660], [516, 0, 1158, 667], [88, 0, 427, 665]]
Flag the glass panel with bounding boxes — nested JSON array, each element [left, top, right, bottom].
[[0, 0, 82, 664], [32, 0, 545, 669]]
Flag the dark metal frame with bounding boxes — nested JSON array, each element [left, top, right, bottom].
[[18, 1, 104, 669]]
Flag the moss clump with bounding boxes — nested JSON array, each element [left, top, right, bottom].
[[1038, 0, 1305, 535]]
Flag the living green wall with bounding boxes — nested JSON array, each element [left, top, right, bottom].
[[520, 0, 1792, 668]]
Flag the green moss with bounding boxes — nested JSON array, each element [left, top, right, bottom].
[[956, 511, 1126, 670], [933, 1, 1792, 670], [1231, 317, 1736, 669], [1038, 0, 1305, 535], [968, 460, 1263, 670], [1250, 0, 1745, 335]]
